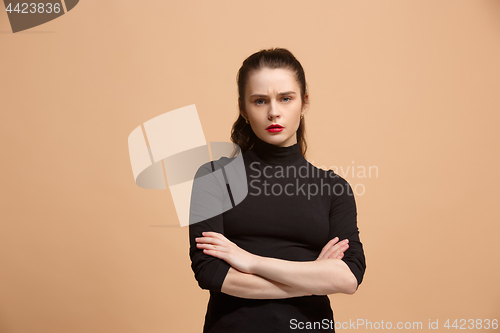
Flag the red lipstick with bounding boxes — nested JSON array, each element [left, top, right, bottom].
[[266, 124, 284, 133]]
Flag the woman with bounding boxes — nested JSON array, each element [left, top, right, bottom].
[[189, 48, 366, 333]]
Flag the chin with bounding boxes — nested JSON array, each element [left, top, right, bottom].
[[268, 137, 290, 147], [261, 133, 281, 142]]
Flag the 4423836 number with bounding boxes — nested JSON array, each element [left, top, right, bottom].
[[5, 2, 61, 14], [444, 319, 498, 330]]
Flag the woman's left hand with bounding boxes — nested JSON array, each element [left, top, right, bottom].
[[196, 231, 258, 274]]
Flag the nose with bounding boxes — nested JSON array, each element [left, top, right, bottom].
[[268, 101, 281, 120]]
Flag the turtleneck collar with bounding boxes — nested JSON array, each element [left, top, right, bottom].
[[248, 135, 304, 166]]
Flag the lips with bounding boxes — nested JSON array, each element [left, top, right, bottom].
[[266, 124, 284, 130]]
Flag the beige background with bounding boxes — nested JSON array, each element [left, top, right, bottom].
[[1, 0, 500, 332]]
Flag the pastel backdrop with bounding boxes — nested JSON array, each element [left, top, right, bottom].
[[1, 1, 499, 332]]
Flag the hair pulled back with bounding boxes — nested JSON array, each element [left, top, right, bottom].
[[230, 47, 309, 157]]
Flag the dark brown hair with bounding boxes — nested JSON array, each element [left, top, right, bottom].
[[229, 47, 309, 158]]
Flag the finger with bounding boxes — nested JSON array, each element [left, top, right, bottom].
[[196, 237, 225, 246], [331, 241, 349, 255], [325, 240, 349, 259], [317, 237, 339, 260], [318, 237, 340, 259], [197, 243, 223, 250], [203, 248, 221, 257], [202, 231, 223, 239], [329, 243, 349, 259], [323, 240, 345, 257], [196, 235, 222, 242], [202, 232, 231, 243]]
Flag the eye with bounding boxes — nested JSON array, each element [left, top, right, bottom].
[[254, 99, 265, 105], [282, 96, 291, 102]]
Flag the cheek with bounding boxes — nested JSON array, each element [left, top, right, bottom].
[[292, 110, 302, 125], [253, 117, 267, 130]]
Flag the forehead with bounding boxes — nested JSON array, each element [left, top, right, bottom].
[[245, 67, 299, 95]]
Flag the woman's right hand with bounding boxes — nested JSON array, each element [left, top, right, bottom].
[[316, 237, 349, 261]]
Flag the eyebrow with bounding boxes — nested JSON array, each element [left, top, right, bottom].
[[249, 91, 297, 98]]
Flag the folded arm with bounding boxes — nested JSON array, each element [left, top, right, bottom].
[[250, 255, 357, 295], [198, 233, 356, 296], [221, 267, 312, 299]]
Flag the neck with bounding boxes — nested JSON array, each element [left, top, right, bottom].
[[248, 135, 304, 166]]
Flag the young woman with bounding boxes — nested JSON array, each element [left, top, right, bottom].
[[189, 48, 366, 333]]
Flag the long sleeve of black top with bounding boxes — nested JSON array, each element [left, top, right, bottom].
[[188, 162, 231, 292], [328, 171, 366, 288]]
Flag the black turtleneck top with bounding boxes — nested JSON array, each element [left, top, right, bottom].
[[188, 136, 366, 333]]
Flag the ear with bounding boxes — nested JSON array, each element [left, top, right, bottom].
[[238, 99, 247, 119], [301, 93, 309, 112]]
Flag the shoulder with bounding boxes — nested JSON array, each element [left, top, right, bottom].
[[193, 161, 213, 179], [326, 168, 357, 203], [305, 161, 350, 185], [194, 156, 237, 178], [327, 168, 350, 185], [212, 156, 236, 168]]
